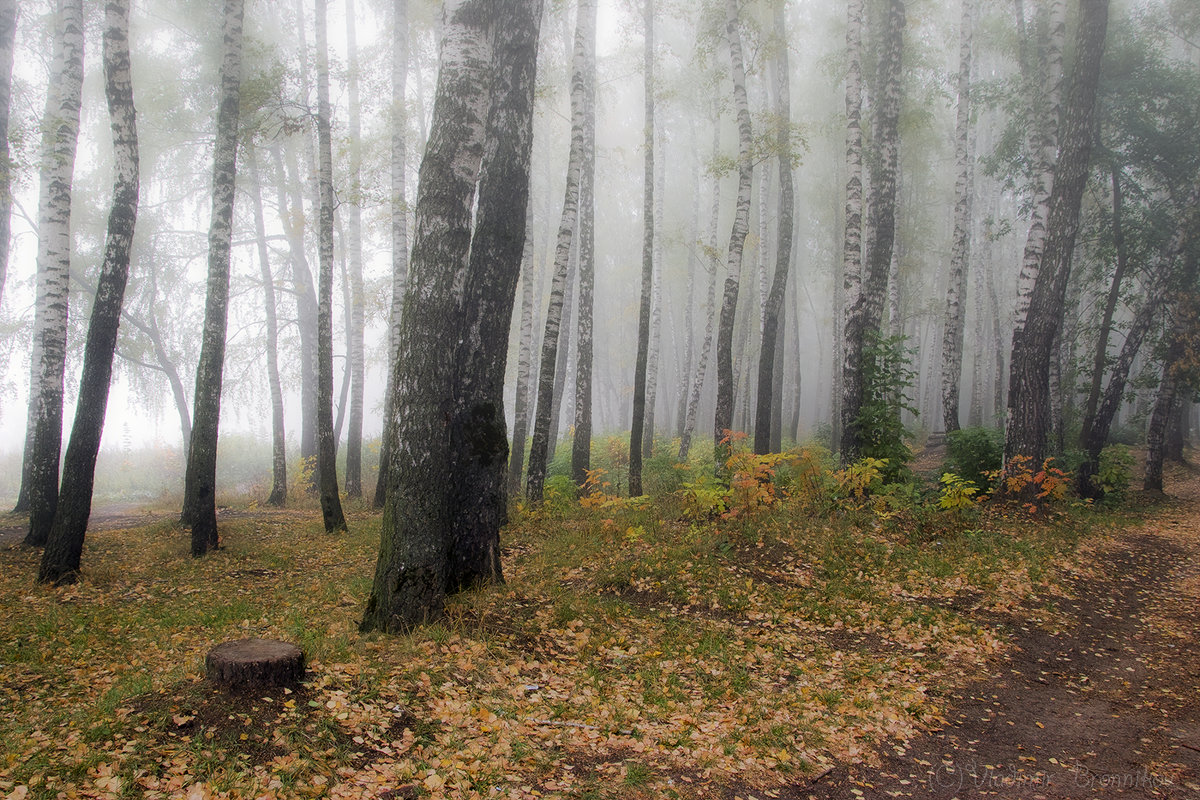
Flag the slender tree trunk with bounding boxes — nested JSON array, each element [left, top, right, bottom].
[[643, 115, 665, 460], [841, 0, 905, 461], [527, 0, 590, 503], [940, 0, 975, 435], [629, 0, 655, 495], [375, 0, 410, 509], [678, 117, 720, 462], [38, 0, 138, 584], [361, 0, 493, 630], [571, 0, 598, 487], [1079, 161, 1130, 447], [182, 0, 245, 555], [20, 0, 84, 539], [342, 0, 366, 498], [676, 153, 700, 439], [508, 198, 537, 495], [546, 248, 576, 459], [314, 0, 347, 532], [835, 0, 864, 463], [754, 1, 794, 456], [1002, 0, 1109, 482], [1012, 0, 1066, 337], [1145, 341, 1183, 494], [713, 0, 753, 473], [0, 0, 15, 310], [248, 150, 287, 506], [446, 0, 542, 591]]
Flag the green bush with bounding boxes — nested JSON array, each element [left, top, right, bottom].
[[1096, 444, 1136, 504], [854, 331, 917, 483], [944, 426, 1003, 491]]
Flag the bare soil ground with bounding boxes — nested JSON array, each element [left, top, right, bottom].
[[805, 460, 1200, 799], [0, 504, 270, 547]]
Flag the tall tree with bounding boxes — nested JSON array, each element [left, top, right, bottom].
[[248, 150, 287, 506], [1002, 0, 1110, 479], [314, 0, 347, 532], [362, 0, 542, 631], [629, 0, 655, 496], [374, 0, 410, 509], [753, 0, 795, 456], [343, 0, 366, 498], [526, 0, 591, 503], [507, 198, 537, 495], [38, 0, 138, 584], [181, 0, 245, 556], [0, 0, 15, 309], [21, 0, 84, 542], [570, 0, 598, 487], [939, 0, 975, 434], [840, 0, 905, 461], [713, 0, 753, 472], [446, 0, 543, 590]]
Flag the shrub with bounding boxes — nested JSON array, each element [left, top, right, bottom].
[[1096, 444, 1135, 504], [854, 331, 917, 482], [944, 426, 1003, 491]]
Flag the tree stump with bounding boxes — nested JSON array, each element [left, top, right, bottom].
[[205, 638, 305, 689]]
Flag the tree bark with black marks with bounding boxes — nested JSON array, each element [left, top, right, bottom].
[[713, 0, 753, 473], [527, 0, 589, 503], [1002, 0, 1109, 483], [754, 0, 795, 456], [507, 199, 536, 496], [0, 0, 15, 310], [20, 0, 84, 540], [841, 0, 904, 461], [343, 0, 366, 498], [314, 0, 347, 533], [940, 0, 975, 435], [629, 0, 655, 496], [447, 0, 542, 591], [181, 0, 245, 556], [375, 0, 410, 509], [571, 0, 598, 487], [361, 0, 494, 631], [39, 0, 138, 584]]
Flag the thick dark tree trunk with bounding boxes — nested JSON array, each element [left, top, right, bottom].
[[314, 0, 347, 532], [182, 0, 244, 554], [629, 0, 654, 496], [570, 0, 597, 487], [447, 0, 542, 592], [375, 0, 410, 509], [21, 0, 84, 540], [248, 151, 287, 506], [39, 0, 137, 584], [713, 0, 753, 474], [1002, 0, 1109, 483], [753, 1, 794, 456], [361, 0, 493, 631]]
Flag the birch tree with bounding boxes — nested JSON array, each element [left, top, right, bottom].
[[527, 0, 591, 503], [181, 0, 245, 556], [38, 0, 138, 584], [571, 0, 598, 487], [940, 0, 975, 434], [314, 0, 347, 532], [713, 0, 753, 472], [1002, 0, 1110, 480], [508, 200, 536, 495], [629, 0, 655, 496], [375, 0, 410, 509], [753, 0, 795, 456], [22, 0, 84, 543]]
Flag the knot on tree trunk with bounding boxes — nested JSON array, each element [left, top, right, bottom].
[[205, 638, 305, 689]]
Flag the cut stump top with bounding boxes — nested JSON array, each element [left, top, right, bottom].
[[205, 637, 305, 689]]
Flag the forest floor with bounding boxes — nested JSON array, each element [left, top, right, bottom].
[[1, 455, 1199, 799]]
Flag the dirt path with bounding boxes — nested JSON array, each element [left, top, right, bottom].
[[806, 464, 1200, 799], [0, 505, 277, 547]]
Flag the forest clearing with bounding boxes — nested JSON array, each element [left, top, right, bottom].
[[2, 448, 1198, 799]]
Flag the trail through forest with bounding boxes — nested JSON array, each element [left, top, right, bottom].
[[806, 461, 1200, 799]]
